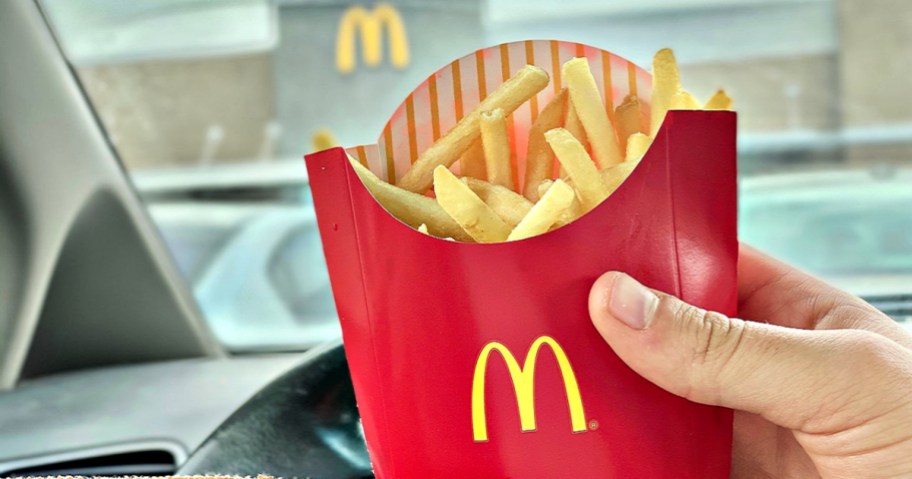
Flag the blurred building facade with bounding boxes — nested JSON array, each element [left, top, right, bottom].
[[53, 0, 911, 172]]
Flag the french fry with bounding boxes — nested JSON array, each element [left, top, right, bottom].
[[557, 194, 584, 226], [462, 177, 533, 227], [598, 132, 651, 195], [459, 139, 487, 180], [537, 179, 554, 200], [523, 89, 567, 201], [705, 89, 733, 110], [650, 48, 681, 137], [544, 128, 609, 211], [600, 159, 639, 195], [434, 165, 511, 243], [398, 65, 549, 193], [669, 90, 701, 110], [480, 108, 514, 190], [561, 97, 587, 180], [562, 57, 623, 168], [349, 157, 472, 242], [418, 223, 456, 241], [312, 129, 338, 152], [508, 179, 575, 241], [614, 95, 645, 153], [564, 97, 588, 148], [625, 132, 651, 163], [350, 47, 733, 243], [538, 178, 584, 227]]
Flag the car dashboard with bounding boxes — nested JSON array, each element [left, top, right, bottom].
[[0, 354, 301, 476]]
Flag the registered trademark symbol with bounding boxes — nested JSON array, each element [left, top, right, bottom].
[[588, 419, 599, 431]]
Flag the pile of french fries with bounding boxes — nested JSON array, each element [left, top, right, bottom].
[[350, 48, 732, 243]]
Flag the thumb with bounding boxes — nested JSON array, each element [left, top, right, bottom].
[[588, 271, 898, 431]]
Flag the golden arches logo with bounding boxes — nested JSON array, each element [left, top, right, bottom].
[[336, 3, 410, 74], [471, 336, 587, 442]]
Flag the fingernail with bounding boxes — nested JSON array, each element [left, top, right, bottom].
[[608, 274, 659, 330]]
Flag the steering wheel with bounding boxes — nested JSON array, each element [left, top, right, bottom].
[[177, 341, 373, 478]]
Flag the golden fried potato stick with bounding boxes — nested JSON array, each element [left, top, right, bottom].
[[614, 95, 645, 153], [537, 179, 554, 199], [600, 159, 639, 195], [523, 89, 567, 201], [705, 89, 734, 110], [312, 129, 338, 152], [599, 133, 652, 193], [348, 157, 472, 242], [508, 179, 575, 241], [462, 177, 533, 227], [561, 97, 587, 180], [595, 132, 649, 196], [538, 178, 584, 227], [669, 90, 701, 110], [398, 65, 549, 193], [459, 139, 487, 180], [650, 48, 681, 137], [544, 128, 610, 211], [625, 132, 651, 162], [434, 165, 511, 243], [562, 57, 623, 168], [417, 223, 457, 241], [479, 108, 514, 190], [564, 96, 589, 148], [557, 194, 584, 226]]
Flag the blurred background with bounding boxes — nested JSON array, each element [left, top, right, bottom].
[[39, 0, 912, 352]]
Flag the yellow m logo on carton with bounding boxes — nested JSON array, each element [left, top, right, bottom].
[[472, 336, 587, 442], [336, 3, 410, 74]]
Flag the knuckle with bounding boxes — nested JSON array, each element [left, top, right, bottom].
[[819, 330, 912, 416], [665, 299, 746, 398], [693, 310, 742, 368], [847, 330, 899, 369], [817, 300, 891, 330], [835, 330, 912, 398]]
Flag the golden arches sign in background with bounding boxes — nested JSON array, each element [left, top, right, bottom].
[[336, 3, 410, 74], [471, 335, 588, 442]]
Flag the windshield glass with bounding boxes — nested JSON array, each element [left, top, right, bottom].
[[741, 173, 912, 277], [41, 0, 912, 351]]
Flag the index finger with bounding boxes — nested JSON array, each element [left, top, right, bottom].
[[737, 244, 908, 348]]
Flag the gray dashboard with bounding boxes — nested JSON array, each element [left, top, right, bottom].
[[0, 354, 302, 474]]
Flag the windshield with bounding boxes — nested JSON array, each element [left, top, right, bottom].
[[741, 173, 912, 277], [41, 0, 912, 351]]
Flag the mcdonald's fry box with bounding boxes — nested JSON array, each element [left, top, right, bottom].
[[305, 41, 736, 478]]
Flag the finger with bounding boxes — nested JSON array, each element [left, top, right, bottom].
[[739, 244, 853, 328], [738, 244, 912, 349], [589, 271, 912, 431], [730, 412, 819, 479]]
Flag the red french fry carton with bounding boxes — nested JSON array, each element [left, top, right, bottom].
[[305, 41, 737, 478]]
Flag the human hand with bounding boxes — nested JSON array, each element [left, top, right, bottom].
[[588, 244, 912, 478]]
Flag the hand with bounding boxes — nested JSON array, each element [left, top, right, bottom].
[[588, 244, 912, 478]]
